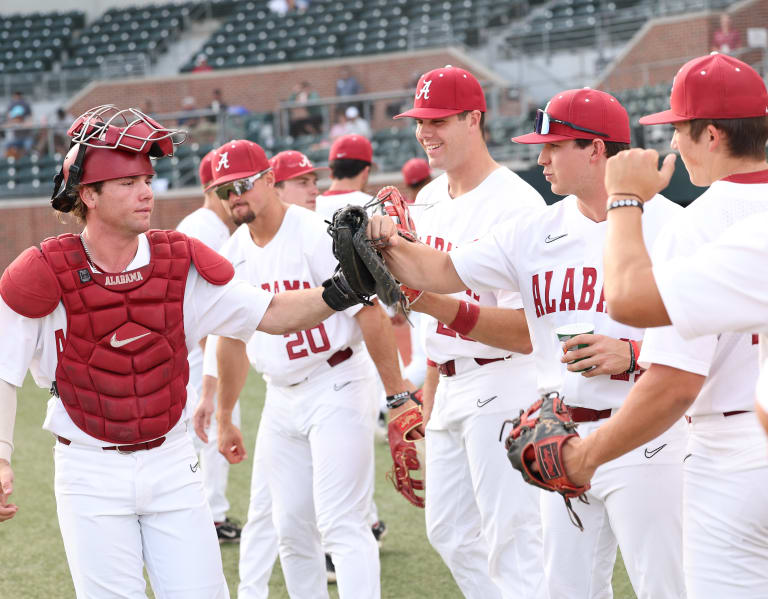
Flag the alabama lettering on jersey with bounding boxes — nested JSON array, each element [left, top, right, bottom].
[[414, 167, 546, 364], [640, 171, 768, 415], [217, 204, 363, 386], [451, 194, 682, 410]]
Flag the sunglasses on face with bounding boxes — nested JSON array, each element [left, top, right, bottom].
[[215, 168, 271, 201], [534, 109, 608, 138]]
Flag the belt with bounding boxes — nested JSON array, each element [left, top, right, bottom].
[[57, 435, 166, 454], [685, 410, 749, 424], [438, 356, 508, 377], [568, 406, 613, 423], [327, 347, 353, 367]]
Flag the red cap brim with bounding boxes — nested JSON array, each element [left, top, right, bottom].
[[276, 165, 330, 183], [511, 132, 580, 144], [394, 107, 465, 120], [638, 109, 689, 125]]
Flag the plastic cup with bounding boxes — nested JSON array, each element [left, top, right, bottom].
[[555, 323, 594, 372]]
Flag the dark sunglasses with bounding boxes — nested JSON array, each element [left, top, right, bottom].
[[534, 109, 608, 138], [215, 168, 271, 201]]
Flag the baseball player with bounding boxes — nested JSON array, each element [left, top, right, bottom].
[[314, 134, 374, 222], [207, 140, 411, 599], [0, 106, 371, 597], [558, 53, 768, 597], [177, 149, 241, 543], [387, 65, 547, 599], [401, 157, 433, 203], [270, 149, 328, 211], [375, 85, 687, 598]]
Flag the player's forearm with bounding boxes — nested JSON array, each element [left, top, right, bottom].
[[258, 287, 335, 334], [414, 294, 531, 354], [356, 302, 408, 395], [0, 380, 18, 464], [215, 337, 249, 424], [582, 363, 701, 468], [382, 242, 465, 294], [604, 207, 670, 327]]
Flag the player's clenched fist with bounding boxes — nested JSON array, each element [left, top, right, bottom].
[[605, 148, 677, 202], [367, 214, 400, 249], [0, 459, 17, 522]]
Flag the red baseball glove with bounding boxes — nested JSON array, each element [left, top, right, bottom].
[[370, 186, 423, 309], [501, 392, 590, 529], [386, 402, 425, 508]]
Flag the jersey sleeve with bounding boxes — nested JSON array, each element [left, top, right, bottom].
[[185, 266, 273, 345], [638, 216, 718, 375], [449, 219, 522, 294], [653, 218, 768, 339], [0, 295, 41, 387]]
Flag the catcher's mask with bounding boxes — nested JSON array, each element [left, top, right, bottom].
[[51, 105, 186, 212]]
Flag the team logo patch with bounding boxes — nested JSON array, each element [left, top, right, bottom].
[[216, 152, 230, 172], [416, 79, 432, 100], [538, 442, 562, 480], [78, 268, 92, 283], [297, 154, 311, 167]]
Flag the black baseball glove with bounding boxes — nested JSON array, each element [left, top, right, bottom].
[[322, 204, 406, 311], [501, 391, 591, 530]]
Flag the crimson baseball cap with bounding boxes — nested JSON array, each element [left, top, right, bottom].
[[270, 150, 328, 183], [395, 65, 486, 120], [198, 149, 216, 190], [639, 53, 768, 125], [513, 88, 630, 144], [402, 158, 431, 186], [329, 134, 373, 163], [210, 139, 270, 187]]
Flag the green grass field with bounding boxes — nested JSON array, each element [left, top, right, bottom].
[[0, 372, 636, 598]]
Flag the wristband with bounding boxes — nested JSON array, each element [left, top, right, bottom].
[[607, 195, 644, 213], [386, 391, 412, 410], [629, 340, 640, 373], [448, 301, 480, 336], [626, 339, 636, 374]]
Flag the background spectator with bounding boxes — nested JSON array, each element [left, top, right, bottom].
[[5, 91, 31, 123], [344, 106, 371, 138], [192, 53, 213, 72], [712, 13, 741, 53], [288, 81, 322, 137]]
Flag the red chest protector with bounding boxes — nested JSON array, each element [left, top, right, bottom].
[[0, 230, 234, 444]]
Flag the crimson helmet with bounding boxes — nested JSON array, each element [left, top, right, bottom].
[[51, 105, 185, 212]]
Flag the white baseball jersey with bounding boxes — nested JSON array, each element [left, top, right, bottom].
[[176, 207, 231, 396], [215, 205, 363, 387], [653, 209, 768, 360], [176, 207, 230, 252], [451, 194, 681, 410], [315, 189, 371, 223], [415, 168, 546, 364], [639, 171, 768, 415], [0, 233, 272, 448]]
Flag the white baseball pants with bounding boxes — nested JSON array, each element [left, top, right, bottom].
[[683, 411, 768, 598], [425, 357, 545, 599], [54, 430, 228, 599], [541, 416, 686, 599], [259, 370, 380, 599]]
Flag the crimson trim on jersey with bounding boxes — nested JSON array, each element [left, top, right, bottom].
[[721, 169, 768, 184]]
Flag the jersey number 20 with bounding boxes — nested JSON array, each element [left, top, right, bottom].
[[284, 323, 331, 360]]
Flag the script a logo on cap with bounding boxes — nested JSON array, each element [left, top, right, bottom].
[[216, 152, 230, 172], [297, 154, 311, 167], [416, 79, 432, 100]]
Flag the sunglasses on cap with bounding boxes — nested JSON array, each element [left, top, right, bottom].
[[534, 109, 608, 138], [215, 168, 271, 201]]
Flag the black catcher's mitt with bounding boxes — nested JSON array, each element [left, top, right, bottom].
[[501, 391, 591, 530], [322, 204, 406, 311]]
